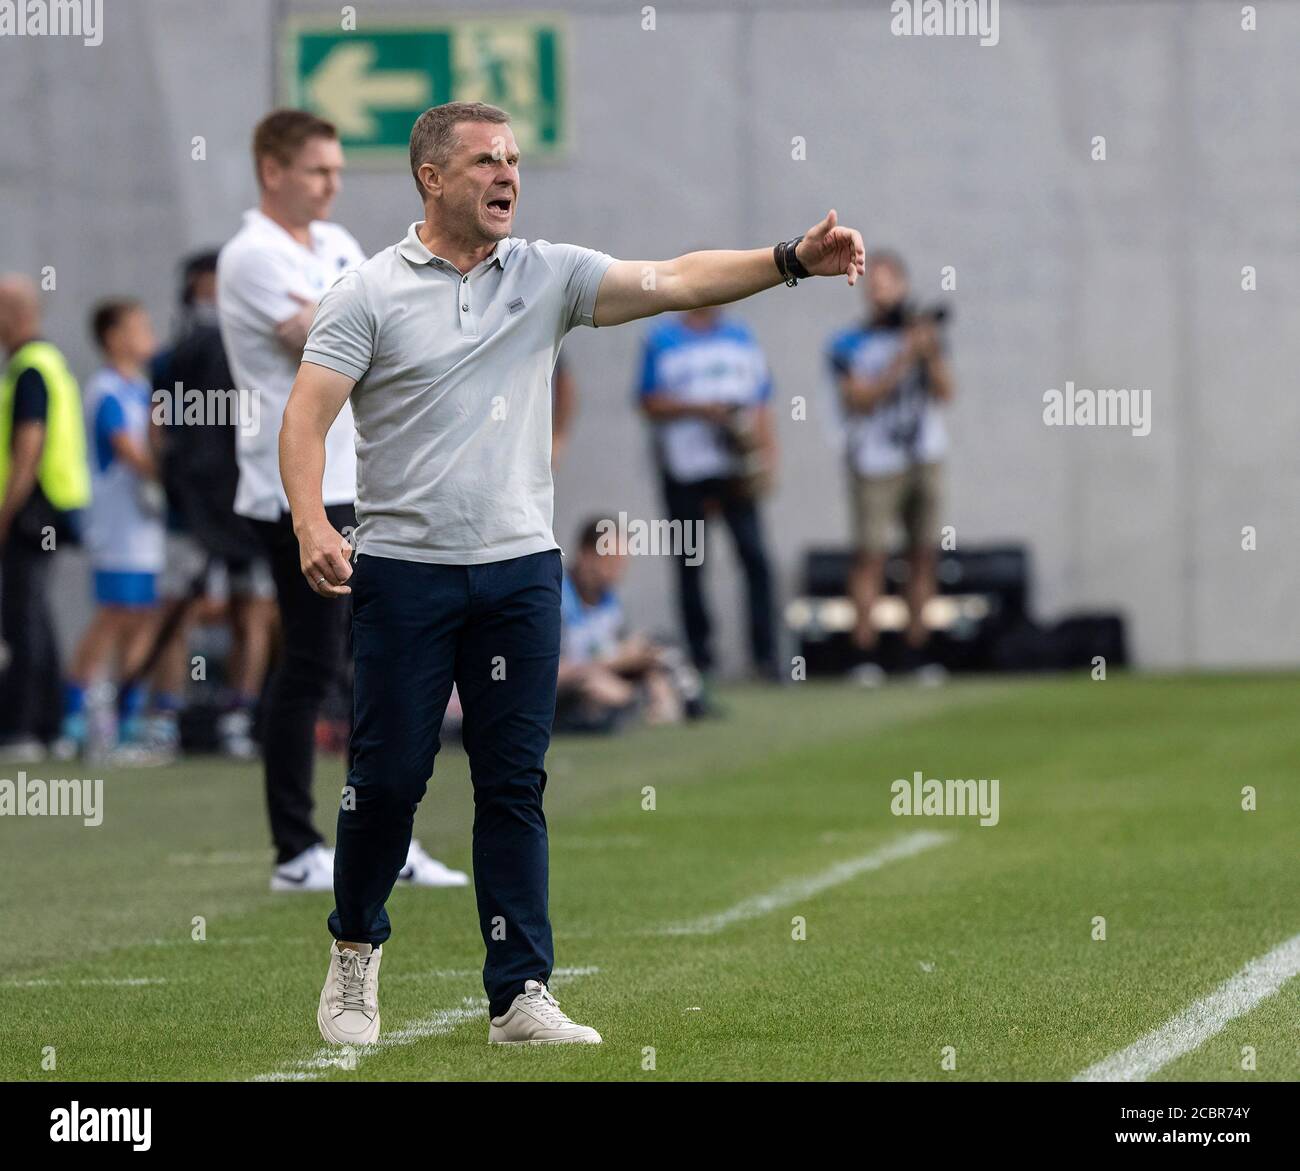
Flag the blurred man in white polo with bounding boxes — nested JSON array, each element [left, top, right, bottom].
[[218, 109, 463, 894]]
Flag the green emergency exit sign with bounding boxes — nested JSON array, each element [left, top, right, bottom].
[[282, 15, 566, 162]]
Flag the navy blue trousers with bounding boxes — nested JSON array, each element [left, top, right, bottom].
[[329, 549, 561, 1018]]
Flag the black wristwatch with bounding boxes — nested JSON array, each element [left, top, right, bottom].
[[774, 235, 811, 287]]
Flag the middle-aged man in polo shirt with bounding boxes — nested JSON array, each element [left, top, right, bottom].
[[282, 101, 864, 1047]]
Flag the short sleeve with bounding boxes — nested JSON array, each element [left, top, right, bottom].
[[218, 245, 304, 327], [538, 242, 617, 332], [11, 367, 49, 425], [827, 333, 854, 377], [95, 393, 126, 442], [93, 390, 127, 471], [736, 328, 772, 404], [333, 226, 368, 270], [302, 269, 375, 382]]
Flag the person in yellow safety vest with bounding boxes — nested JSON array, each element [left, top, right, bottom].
[[0, 274, 91, 760]]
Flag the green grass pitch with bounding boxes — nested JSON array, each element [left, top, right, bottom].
[[1, 673, 1296, 1081]]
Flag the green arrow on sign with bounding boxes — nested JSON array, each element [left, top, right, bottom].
[[283, 19, 565, 162], [305, 43, 432, 138]]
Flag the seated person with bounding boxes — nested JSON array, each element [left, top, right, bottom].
[[556, 517, 702, 731]]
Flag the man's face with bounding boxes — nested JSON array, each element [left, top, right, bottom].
[[594, 548, 627, 590], [105, 306, 156, 366], [111, 308, 156, 365], [431, 122, 520, 243], [262, 135, 345, 224], [868, 260, 908, 313], [189, 271, 217, 306]]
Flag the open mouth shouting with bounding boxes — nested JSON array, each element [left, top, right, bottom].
[[485, 193, 514, 222]]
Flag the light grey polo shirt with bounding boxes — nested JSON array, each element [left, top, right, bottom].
[[302, 222, 616, 564]]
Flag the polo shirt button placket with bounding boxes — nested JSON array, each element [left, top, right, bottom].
[[459, 273, 473, 334]]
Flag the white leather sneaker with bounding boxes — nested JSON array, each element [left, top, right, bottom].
[[271, 844, 333, 892], [317, 941, 382, 1046], [488, 980, 601, 1045], [397, 839, 469, 887]]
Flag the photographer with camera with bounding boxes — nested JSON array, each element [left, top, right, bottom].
[[826, 250, 954, 677], [637, 305, 778, 688]]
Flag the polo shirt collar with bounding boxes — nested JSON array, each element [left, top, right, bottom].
[[397, 222, 514, 271]]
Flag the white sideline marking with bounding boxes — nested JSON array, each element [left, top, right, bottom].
[[655, 830, 952, 936], [250, 966, 599, 1082], [5, 977, 170, 988], [1073, 932, 1300, 1082], [144, 935, 285, 949]]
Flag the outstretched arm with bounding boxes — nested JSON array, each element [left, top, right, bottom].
[[592, 209, 865, 328]]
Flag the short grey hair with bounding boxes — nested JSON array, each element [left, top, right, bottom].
[[409, 102, 512, 196]]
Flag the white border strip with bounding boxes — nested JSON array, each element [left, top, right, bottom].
[[1074, 932, 1300, 1082], [655, 830, 952, 936]]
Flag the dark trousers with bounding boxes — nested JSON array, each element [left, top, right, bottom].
[[661, 473, 775, 675], [250, 504, 354, 864], [0, 536, 62, 743], [330, 549, 561, 1018]]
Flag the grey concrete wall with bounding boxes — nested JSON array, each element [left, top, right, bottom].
[[2, 0, 1296, 670]]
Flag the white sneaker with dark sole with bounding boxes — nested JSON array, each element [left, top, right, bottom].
[[317, 941, 382, 1046], [397, 839, 469, 887], [488, 979, 601, 1045], [271, 844, 333, 892]]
